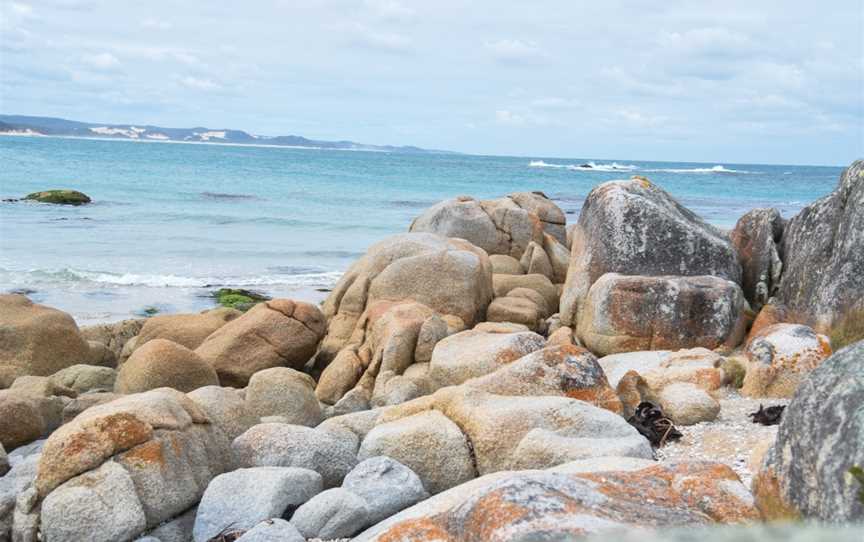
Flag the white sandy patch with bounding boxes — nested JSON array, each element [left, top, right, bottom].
[[655, 390, 788, 486]]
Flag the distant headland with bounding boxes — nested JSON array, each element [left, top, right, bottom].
[[0, 114, 452, 154]]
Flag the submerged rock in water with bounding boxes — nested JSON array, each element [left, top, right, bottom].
[[24, 190, 91, 205]]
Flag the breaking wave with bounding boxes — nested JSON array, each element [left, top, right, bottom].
[[529, 160, 638, 172], [0, 267, 343, 289], [529, 161, 753, 174]]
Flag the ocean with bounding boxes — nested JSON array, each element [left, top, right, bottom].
[[0, 135, 843, 324]]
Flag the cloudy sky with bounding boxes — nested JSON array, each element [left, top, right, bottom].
[[1, 0, 861, 165]]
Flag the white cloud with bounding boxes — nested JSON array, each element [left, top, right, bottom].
[[658, 27, 756, 58], [530, 97, 579, 110], [612, 108, 669, 128], [82, 52, 120, 70], [494, 108, 560, 126], [9, 2, 35, 18], [343, 23, 412, 53], [484, 39, 546, 63], [364, 0, 414, 21], [141, 18, 172, 30], [179, 76, 221, 91]]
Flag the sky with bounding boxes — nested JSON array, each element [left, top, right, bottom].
[[0, 0, 862, 165]]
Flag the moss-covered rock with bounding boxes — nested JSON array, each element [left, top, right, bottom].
[[213, 288, 270, 311], [24, 190, 91, 205]]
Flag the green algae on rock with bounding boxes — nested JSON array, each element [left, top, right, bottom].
[[24, 190, 91, 205], [212, 288, 270, 311]]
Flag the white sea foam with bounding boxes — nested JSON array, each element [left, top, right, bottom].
[[529, 160, 753, 174], [529, 160, 638, 172], [2, 267, 343, 289], [643, 165, 754, 174]]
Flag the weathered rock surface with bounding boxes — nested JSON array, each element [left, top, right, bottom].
[[730, 208, 784, 310], [80, 318, 144, 361], [776, 160, 864, 332], [0, 392, 45, 451], [577, 274, 749, 356], [409, 192, 565, 258], [342, 456, 429, 525], [132, 308, 241, 353], [316, 301, 441, 407], [753, 340, 864, 521], [195, 299, 326, 387], [742, 323, 832, 398], [187, 385, 257, 441], [319, 233, 493, 363], [0, 294, 93, 377], [583, 524, 864, 542], [560, 178, 741, 326], [290, 487, 369, 540], [34, 388, 233, 523], [193, 467, 322, 542], [49, 364, 117, 393], [245, 367, 322, 426], [657, 382, 720, 425], [41, 462, 146, 542], [428, 328, 545, 389], [116, 339, 219, 394], [492, 273, 558, 312], [358, 410, 476, 495], [464, 345, 622, 414], [357, 461, 759, 541], [232, 423, 357, 488], [485, 296, 545, 332], [489, 254, 523, 275], [235, 519, 304, 542]]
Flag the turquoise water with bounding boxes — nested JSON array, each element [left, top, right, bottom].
[[0, 136, 843, 323]]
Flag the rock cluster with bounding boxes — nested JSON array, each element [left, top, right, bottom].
[[0, 160, 862, 539]]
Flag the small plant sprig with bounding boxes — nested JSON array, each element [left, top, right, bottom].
[[849, 465, 864, 505]]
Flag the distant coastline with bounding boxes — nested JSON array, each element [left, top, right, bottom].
[[0, 114, 454, 155]]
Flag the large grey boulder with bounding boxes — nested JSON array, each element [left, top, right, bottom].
[[319, 233, 493, 363], [730, 208, 784, 310], [577, 273, 749, 356], [232, 423, 357, 488], [356, 461, 759, 540], [41, 462, 147, 542], [236, 519, 304, 542], [753, 340, 864, 521], [409, 192, 566, 259], [245, 367, 322, 426], [560, 178, 741, 326], [776, 160, 864, 332], [357, 410, 475, 495], [192, 467, 322, 542], [195, 299, 326, 387], [428, 328, 545, 389], [289, 487, 370, 540], [187, 385, 258, 441], [0, 295, 94, 377], [342, 456, 429, 525], [49, 364, 116, 394]]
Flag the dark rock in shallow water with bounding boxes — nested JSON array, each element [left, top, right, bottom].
[[776, 159, 864, 333], [24, 190, 91, 205], [753, 340, 864, 521]]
